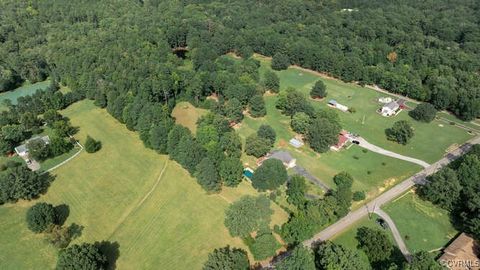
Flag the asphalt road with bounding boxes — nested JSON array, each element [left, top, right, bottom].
[[303, 136, 480, 248]]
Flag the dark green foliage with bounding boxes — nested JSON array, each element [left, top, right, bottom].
[[353, 191, 366, 201], [418, 168, 460, 210], [409, 103, 437, 123], [404, 251, 443, 270], [220, 132, 242, 158], [195, 158, 221, 192], [203, 246, 249, 270], [271, 52, 290, 71], [219, 157, 244, 187], [286, 175, 307, 207], [0, 65, 22, 92], [333, 172, 354, 189], [27, 138, 50, 161], [224, 195, 272, 238], [385, 120, 414, 145], [247, 229, 279, 260], [249, 95, 266, 117], [49, 136, 74, 157], [0, 166, 52, 204], [315, 242, 371, 270], [276, 88, 313, 117], [84, 136, 102, 153], [224, 98, 244, 123], [167, 125, 191, 155], [149, 120, 174, 154], [257, 124, 276, 145], [52, 120, 77, 138], [251, 159, 287, 191], [263, 70, 280, 93], [196, 125, 219, 149], [291, 112, 311, 134], [245, 135, 271, 158], [276, 245, 315, 270], [310, 80, 327, 99], [307, 118, 341, 153], [56, 243, 107, 270], [26, 202, 57, 233], [356, 227, 393, 263], [174, 135, 205, 175]]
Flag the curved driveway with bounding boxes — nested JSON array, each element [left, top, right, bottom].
[[303, 136, 480, 249], [352, 136, 431, 168], [374, 208, 412, 261]]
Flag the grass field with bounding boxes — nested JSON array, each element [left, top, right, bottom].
[[172, 101, 208, 134], [252, 55, 473, 163], [383, 191, 457, 253], [0, 101, 288, 270], [0, 80, 50, 110]]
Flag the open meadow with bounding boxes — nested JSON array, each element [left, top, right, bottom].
[[383, 191, 458, 253], [0, 101, 288, 269]]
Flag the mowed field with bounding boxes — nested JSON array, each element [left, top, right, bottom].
[[253, 54, 474, 164], [0, 100, 288, 270], [383, 192, 457, 253], [172, 101, 208, 134]]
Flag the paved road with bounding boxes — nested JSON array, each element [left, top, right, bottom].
[[374, 208, 412, 262], [292, 165, 330, 191], [303, 136, 480, 248], [352, 136, 431, 168]]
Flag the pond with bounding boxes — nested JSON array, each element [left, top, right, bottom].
[[0, 80, 50, 107]]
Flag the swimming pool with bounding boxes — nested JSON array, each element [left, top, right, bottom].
[[243, 169, 254, 179]]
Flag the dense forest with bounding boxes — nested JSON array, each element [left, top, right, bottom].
[[1, 0, 480, 121]]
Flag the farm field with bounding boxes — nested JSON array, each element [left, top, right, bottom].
[[383, 192, 457, 253], [0, 80, 50, 110], [253, 55, 474, 164], [237, 96, 421, 200], [0, 100, 288, 270], [172, 101, 208, 134]]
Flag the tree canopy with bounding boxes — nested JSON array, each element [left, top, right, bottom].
[[203, 246, 249, 270], [251, 159, 288, 191], [224, 195, 273, 238], [56, 243, 107, 270], [26, 202, 57, 233], [385, 120, 414, 145]]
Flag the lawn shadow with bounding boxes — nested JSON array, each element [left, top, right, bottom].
[[54, 204, 70, 226], [96, 241, 120, 270]]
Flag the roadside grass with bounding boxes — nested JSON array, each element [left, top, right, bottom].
[[0, 100, 288, 270], [253, 55, 473, 163], [172, 101, 208, 134], [383, 191, 457, 253], [0, 80, 51, 110]]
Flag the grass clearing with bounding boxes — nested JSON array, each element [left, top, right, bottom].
[[172, 101, 208, 134], [0, 100, 287, 269], [383, 191, 457, 253], [253, 55, 473, 163]]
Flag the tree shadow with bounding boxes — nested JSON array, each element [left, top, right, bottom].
[[54, 204, 70, 226], [96, 241, 120, 270]]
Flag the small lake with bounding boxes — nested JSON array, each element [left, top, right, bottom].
[[0, 80, 50, 106]]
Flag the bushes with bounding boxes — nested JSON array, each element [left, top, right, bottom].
[[84, 135, 102, 153], [26, 202, 57, 233], [385, 120, 414, 145], [56, 243, 107, 270], [203, 246, 250, 270], [0, 166, 52, 204], [271, 52, 290, 70], [263, 70, 280, 93], [409, 103, 437, 122], [310, 80, 327, 99]]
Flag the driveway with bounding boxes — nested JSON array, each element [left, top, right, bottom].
[[375, 208, 412, 262], [350, 136, 431, 168], [292, 165, 331, 192]]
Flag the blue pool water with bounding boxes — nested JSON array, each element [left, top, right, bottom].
[[243, 169, 254, 179]]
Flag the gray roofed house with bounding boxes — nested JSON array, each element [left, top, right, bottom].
[[381, 101, 400, 117], [267, 150, 297, 169], [14, 135, 50, 157]]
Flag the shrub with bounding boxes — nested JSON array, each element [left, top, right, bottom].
[[310, 81, 327, 99], [271, 52, 290, 70], [26, 202, 57, 233], [84, 135, 102, 153], [352, 191, 366, 201], [409, 103, 437, 123]]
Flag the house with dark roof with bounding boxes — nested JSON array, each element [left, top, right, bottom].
[[261, 150, 297, 169]]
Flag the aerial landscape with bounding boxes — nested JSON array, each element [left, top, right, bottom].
[[0, 1, 479, 269]]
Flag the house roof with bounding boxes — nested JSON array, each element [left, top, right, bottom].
[[289, 138, 304, 148], [269, 150, 295, 163], [328, 99, 337, 105], [14, 135, 50, 155], [438, 233, 480, 269], [15, 144, 28, 154], [383, 101, 399, 110], [334, 134, 349, 148]]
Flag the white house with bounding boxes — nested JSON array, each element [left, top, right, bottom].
[[328, 99, 349, 112], [381, 101, 400, 117]]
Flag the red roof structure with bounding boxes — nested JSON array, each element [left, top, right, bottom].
[[331, 130, 349, 151]]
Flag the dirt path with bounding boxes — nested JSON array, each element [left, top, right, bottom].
[[107, 159, 169, 240]]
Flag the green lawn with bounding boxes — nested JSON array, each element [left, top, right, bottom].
[[0, 80, 50, 110], [172, 101, 208, 134], [383, 192, 457, 253], [253, 55, 473, 163], [0, 100, 288, 270]]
